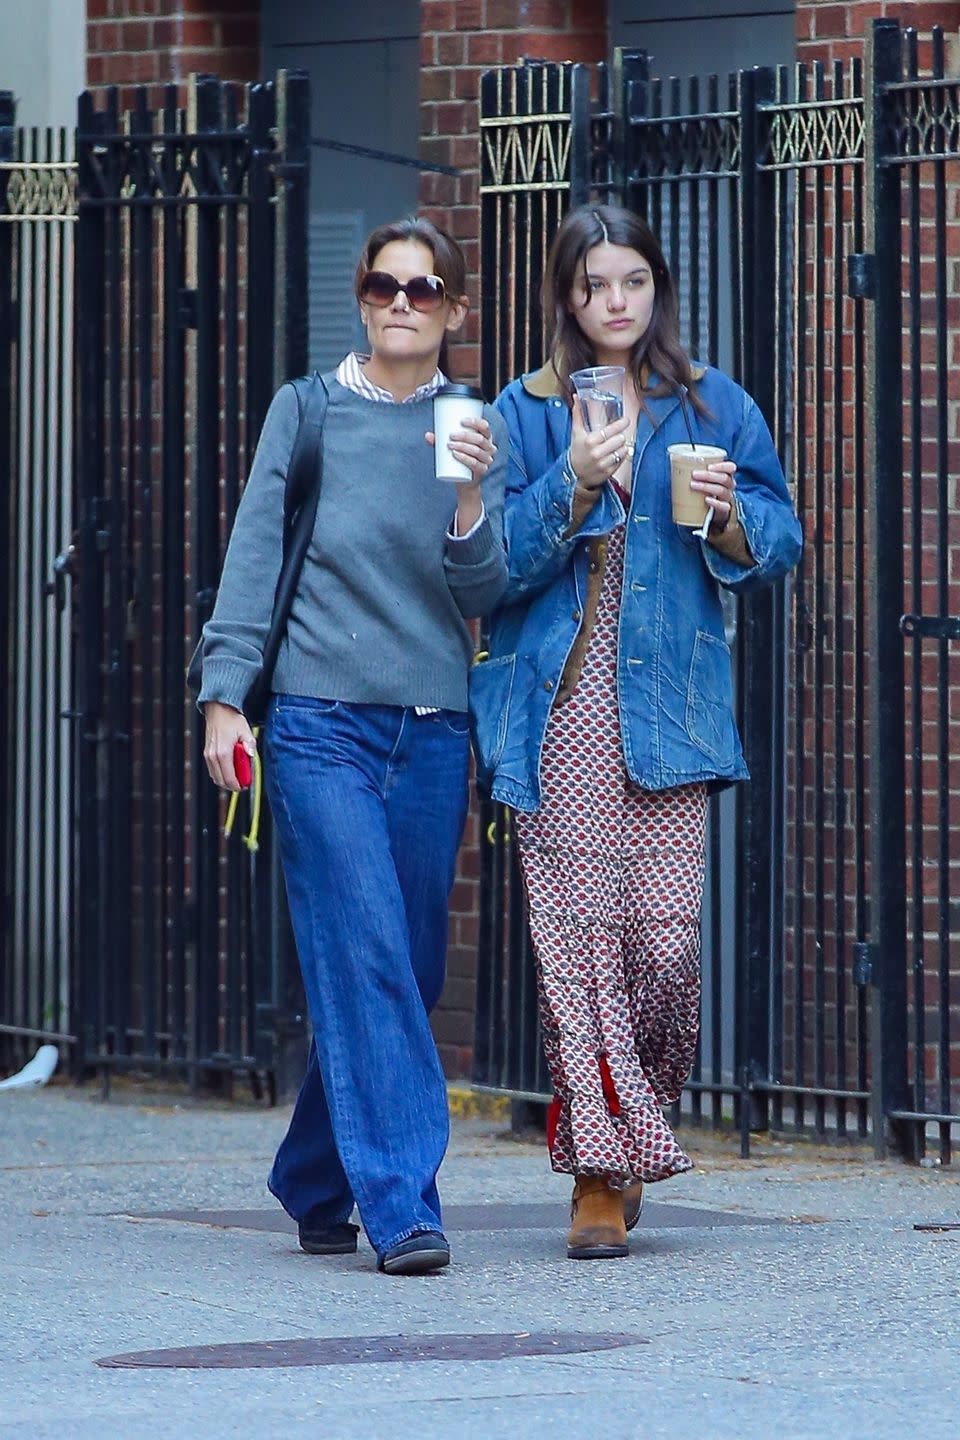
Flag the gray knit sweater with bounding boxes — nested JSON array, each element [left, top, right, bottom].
[[197, 376, 509, 714]]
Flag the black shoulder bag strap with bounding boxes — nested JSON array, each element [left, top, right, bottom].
[[246, 371, 329, 723]]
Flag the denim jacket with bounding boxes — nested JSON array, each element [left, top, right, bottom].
[[469, 363, 803, 812]]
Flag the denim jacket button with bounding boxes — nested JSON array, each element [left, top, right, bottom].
[[572, 610, 581, 622], [543, 679, 554, 691]]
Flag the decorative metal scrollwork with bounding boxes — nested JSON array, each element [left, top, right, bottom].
[[887, 81, 960, 163], [81, 135, 251, 205], [761, 100, 864, 171], [481, 116, 572, 194], [629, 114, 740, 180], [480, 64, 577, 195], [1, 162, 77, 220]]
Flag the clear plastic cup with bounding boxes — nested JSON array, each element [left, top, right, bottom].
[[570, 365, 625, 431]]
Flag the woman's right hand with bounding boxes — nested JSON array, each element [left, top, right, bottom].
[[567, 396, 631, 490], [203, 702, 256, 791]]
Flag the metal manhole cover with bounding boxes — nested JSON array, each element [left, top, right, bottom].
[[121, 1201, 776, 1233], [97, 1331, 647, 1370]]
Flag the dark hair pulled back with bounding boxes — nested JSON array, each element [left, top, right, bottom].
[[355, 216, 468, 375]]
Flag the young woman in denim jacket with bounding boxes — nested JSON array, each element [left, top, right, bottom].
[[199, 218, 508, 1275], [471, 205, 801, 1259]]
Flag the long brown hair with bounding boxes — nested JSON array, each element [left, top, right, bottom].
[[543, 204, 706, 414], [355, 216, 468, 375]]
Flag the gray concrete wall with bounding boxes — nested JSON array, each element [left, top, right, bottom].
[[261, 1, 421, 371], [609, 0, 795, 71], [0, 0, 86, 130]]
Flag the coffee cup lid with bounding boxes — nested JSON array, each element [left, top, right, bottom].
[[435, 383, 485, 401]]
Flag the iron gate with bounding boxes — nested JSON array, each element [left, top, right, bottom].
[[475, 19, 960, 1163], [1, 72, 311, 1097], [0, 103, 77, 1069]]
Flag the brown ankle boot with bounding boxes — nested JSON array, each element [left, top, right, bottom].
[[623, 1180, 644, 1232], [567, 1175, 629, 1259]]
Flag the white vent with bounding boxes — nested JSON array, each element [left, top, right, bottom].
[[309, 211, 366, 371]]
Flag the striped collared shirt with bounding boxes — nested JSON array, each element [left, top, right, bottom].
[[336, 351, 445, 403]]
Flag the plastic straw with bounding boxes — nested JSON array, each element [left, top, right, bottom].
[[679, 387, 697, 448], [678, 386, 711, 537]]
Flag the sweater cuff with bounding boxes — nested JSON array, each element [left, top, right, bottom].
[[443, 512, 496, 567], [196, 658, 256, 714], [447, 503, 486, 541]]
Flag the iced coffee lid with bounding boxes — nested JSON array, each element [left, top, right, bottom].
[[435, 383, 485, 400]]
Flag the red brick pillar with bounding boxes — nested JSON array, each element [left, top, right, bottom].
[[419, 0, 607, 386], [419, 1, 607, 1077], [86, 1, 260, 97]]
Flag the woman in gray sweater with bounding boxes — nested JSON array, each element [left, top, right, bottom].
[[198, 218, 508, 1275]]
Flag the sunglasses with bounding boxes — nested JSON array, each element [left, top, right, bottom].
[[358, 271, 447, 313]]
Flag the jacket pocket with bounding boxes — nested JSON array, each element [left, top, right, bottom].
[[468, 653, 516, 782], [685, 630, 736, 768]]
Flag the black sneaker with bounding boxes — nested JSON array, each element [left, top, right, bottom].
[[377, 1231, 450, 1276], [297, 1219, 359, 1255]]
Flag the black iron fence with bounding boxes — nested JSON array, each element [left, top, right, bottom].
[[0, 106, 77, 1068], [1, 73, 310, 1097], [475, 19, 960, 1163]]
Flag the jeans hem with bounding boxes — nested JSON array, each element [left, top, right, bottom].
[[267, 1176, 354, 1230], [377, 1223, 447, 1259]]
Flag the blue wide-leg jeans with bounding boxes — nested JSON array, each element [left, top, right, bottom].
[[263, 696, 469, 1257]]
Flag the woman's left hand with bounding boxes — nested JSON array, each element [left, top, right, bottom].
[[690, 460, 737, 533], [425, 416, 498, 483], [426, 416, 497, 534]]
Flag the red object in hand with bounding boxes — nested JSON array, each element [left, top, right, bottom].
[[233, 740, 253, 790]]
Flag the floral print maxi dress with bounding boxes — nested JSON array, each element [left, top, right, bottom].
[[515, 520, 707, 1186]]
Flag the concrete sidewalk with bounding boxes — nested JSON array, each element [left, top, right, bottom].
[[2, 1081, 958, 1440]]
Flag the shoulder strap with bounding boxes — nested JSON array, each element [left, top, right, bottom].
[[189, 374, 328, 717], [247, 373, 328, 720], [282, 372, 329, 534]]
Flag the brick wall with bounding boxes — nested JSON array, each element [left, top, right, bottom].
[[796, 0, 960, 61], [85, 0, 259, 96], [419, 0, 607, 1075]]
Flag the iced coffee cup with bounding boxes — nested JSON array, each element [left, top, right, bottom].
[[433, 383, 485, 482], [668, 443, 728, 527]]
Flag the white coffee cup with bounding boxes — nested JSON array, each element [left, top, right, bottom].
[[433, 383, 485, 482]]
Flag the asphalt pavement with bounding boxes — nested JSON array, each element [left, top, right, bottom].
[[2, 1079, 958, 1439]]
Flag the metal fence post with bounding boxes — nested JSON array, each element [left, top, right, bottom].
[[736, 66, 779, 1139], [0, 93, 14, 1053], [190, 73, 226, 1082], [274, 69, 310, 387], [75, 89, 113, 1086], [863, 18, 911, 1159], [611, 48, 649, 211], [569, 63, 593, 206], [267, 68, 311, 1101]]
